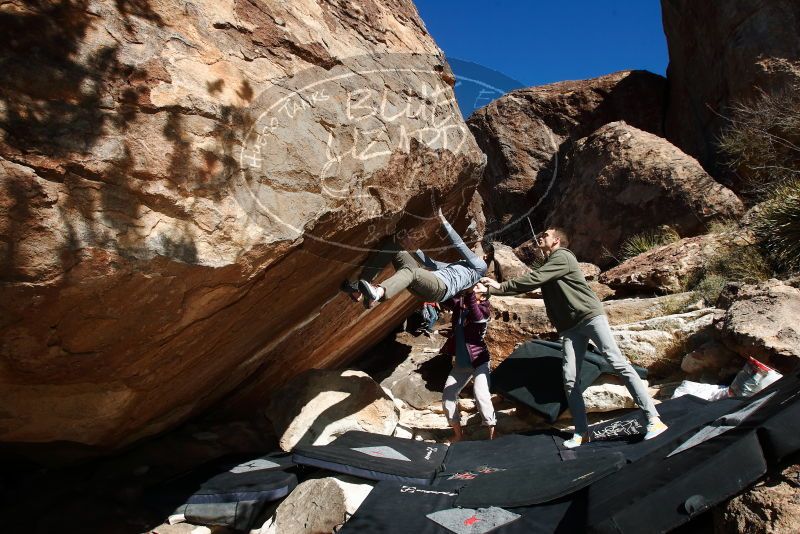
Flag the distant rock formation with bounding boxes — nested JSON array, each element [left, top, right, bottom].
[[467, 70, 666, 243], [0, 0, 484, 452], [545, 122, 743, 267], [661, 0, 800, 188]]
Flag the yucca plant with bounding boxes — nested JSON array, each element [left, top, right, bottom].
[[753, 180, 800, 274]]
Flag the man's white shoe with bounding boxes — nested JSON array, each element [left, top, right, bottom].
[[563, 433, 590, 449], [644, 419, 668, 440]]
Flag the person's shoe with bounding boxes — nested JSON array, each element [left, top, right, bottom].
[[562, 433, 590, 449], [358, 280, 384, 309], [644, 419, 668, 440], [340, 279, 362, 302]]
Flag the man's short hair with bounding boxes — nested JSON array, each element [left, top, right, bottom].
[[549, 227, 569, 248]]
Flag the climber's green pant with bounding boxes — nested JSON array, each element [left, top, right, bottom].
[[359, 239, 447, 301]]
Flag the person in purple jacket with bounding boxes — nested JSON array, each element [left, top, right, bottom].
[[440, 282, 496, 442]]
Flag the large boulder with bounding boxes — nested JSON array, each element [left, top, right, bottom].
[[611, 308, 716, 377], [713, 279, 800, 373], [267, 369, 399, 451], [661, 0, 800, 186], [600, 233, 729, 294], [485, 293, 703, 364], [546, 122, 744, 267], [490, 241, 529, 282], [468, 70, 666, 241], [485, 297, 553, 363], [0, 0, 485, 452]]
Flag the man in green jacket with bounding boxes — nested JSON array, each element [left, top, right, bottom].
[[481, 228, 668, 448]]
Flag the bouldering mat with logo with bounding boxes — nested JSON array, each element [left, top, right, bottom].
[[292, 431, 448, 485]]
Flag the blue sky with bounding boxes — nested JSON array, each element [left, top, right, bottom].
[[414, 1, 669, 116]]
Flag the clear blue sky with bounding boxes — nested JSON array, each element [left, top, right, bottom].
[[414, 0, 669, 116]]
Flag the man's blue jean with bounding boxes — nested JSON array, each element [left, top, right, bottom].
[[561, 314, 660, 434]]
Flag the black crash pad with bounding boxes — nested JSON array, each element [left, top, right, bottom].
[[292, 431, 448, 485], [436, 433, 561, 482], [339, 479, 587, 534], [586, 430, 767, 533], [455, 452, 625, 508], [491, 340, 647, 422], [159, 453, 297, 531]]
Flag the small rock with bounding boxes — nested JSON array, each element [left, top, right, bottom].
[[267, 476, 375, 534]]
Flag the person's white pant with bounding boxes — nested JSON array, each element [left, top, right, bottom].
[[442, 362, 496, 426], [561, 314, 660, 434]]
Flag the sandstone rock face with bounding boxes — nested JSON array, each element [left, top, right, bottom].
[[713, 279, 800, 373], [490, 241, 529, 282], [579, 262, 601, 281], [546, 122, 744, 267], [485, 293, 702, 364], [604, 293, 701, 326], [266, 475, 374, 534], [0, 0, 484, 450], [485, 297, 553, 363], [714, 463, 800, 534], [600, 233, 728, 294], [661, 0, 800, 185], [610, 308, 716, 377], [266, 369, 398, 451], [468, 70, 666, 242]]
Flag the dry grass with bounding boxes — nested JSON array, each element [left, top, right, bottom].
[[718, 88, 800, 196]]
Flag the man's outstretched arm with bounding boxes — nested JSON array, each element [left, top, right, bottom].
[[482, 253, 570, 296]]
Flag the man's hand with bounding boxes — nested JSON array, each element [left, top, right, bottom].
[[480, 277, 501, 289]]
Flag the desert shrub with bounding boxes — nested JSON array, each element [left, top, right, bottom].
[[706, 218, 740, 235], [660, 292, 700, 315], [718, 88, 800, 196], [752, 179, 800, 273], [687, 243, 772, 305], [691, 274, 727, 306], [619, 226, 680, 261], [707, 244, 773, 284]]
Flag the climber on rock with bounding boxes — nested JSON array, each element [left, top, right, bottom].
[[341, 208, 488, 309]]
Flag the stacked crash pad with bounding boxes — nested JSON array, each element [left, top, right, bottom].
[[152, 452, 297, 531], [331, 369, 800, 533], [490, 340, 648, 421], [153, 368, 799, 532]]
